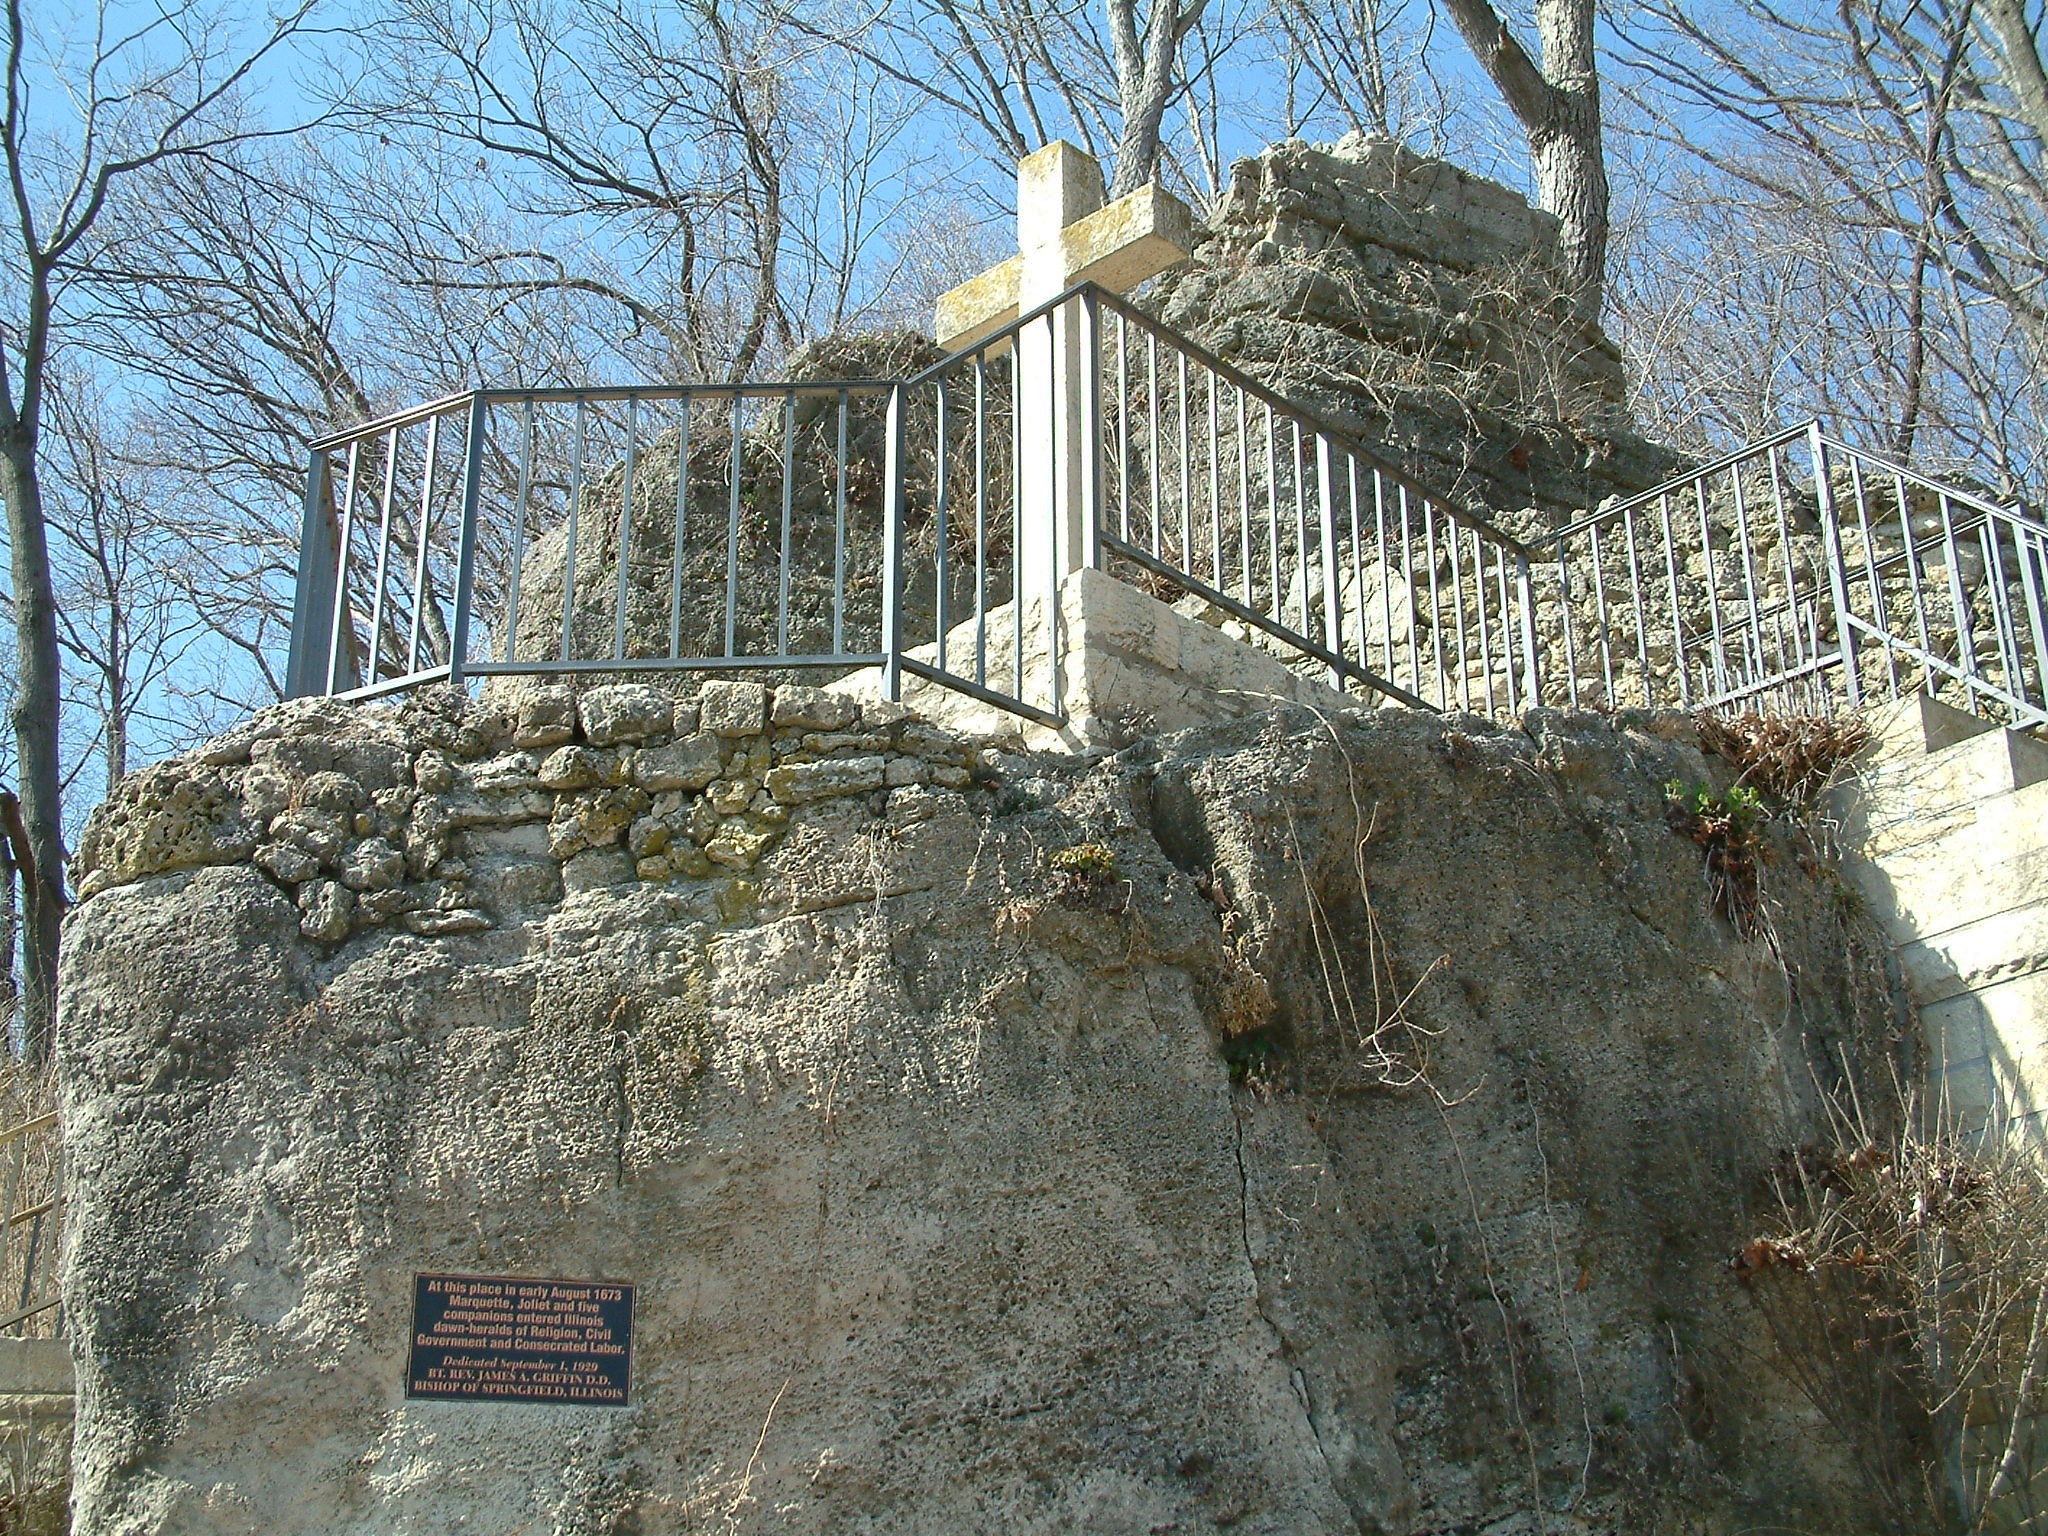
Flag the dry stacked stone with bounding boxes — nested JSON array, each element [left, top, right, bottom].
[[71, 679, 1004, 946]]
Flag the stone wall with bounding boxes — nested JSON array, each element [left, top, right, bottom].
[[57, 680, 1911, 1534]]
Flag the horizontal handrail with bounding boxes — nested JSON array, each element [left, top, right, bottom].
[[309, 379, 903, 452], [1551, 423, 1815, 539], [0, 1112, 58, 1149], [1816, 431, 2046, 533]]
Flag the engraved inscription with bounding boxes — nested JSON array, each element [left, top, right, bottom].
[[406, 1273, 633, 1406]]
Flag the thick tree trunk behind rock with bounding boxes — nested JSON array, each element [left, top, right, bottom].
[[1441, 0, 1609, 322], [0, 422, 66, 1062]]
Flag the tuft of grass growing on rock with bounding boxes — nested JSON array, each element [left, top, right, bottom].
[[1695, 710, 1871, 806]]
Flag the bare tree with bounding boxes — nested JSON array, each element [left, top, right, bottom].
[[1263, 0, 1451, 143], [778, 0, 1213, 199], [0, 0, 328, 1059], [1105, 0, 1209, 193], [40, 374, 204, 794], [1611, 0, 2048, 490], [1437, 0, 1608, 321]]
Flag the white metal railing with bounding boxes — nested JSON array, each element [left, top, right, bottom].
[[287, 286, 2048, 734]]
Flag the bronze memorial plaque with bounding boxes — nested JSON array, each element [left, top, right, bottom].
[[406, 1273, 634, 1406]]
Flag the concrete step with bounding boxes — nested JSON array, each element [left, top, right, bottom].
[[1868, 692, 2000, 757], [1847, 783, 2048, 942], [1860, 724, 2048, 821], [1924, 975, 2048, 1135], [1898, 904, 2048, 1004], [0, 1337, 70, 1395]]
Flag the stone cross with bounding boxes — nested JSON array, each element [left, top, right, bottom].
[[935, 142, 1192, 602]]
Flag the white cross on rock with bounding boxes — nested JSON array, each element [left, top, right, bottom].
[[934, 142, 1193, 596]]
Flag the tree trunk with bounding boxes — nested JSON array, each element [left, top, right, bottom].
[[0, 423, 66, 1063], [0, 792, 17, 1037], [1106, 0, 1206, 197], [1440, 0, 1608, 322]]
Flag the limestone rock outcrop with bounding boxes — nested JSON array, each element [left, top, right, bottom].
[[60, 683, 1902, 1533], [1151, 134, 1688, 524]]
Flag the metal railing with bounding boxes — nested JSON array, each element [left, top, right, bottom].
[[0, 1109, 62, 1339], [1085, 288, 1541, 715], [287, 284, 2048, 735], [1527, 426, 2048, 727]]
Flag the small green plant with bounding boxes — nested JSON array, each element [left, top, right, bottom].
[[1665, 780, 1769, 933], [1046, 841, 1129, 912], [1222, 1029, 1283, 1094], [1047, 841, 1119, 882]]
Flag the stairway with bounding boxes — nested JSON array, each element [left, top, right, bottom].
[[1839, 693, 2048, 1141]]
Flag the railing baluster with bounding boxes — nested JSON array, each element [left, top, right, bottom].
[[724, 396, 743, 659], [671, 394, 692, 662], [508, 401, 535, 665], [1555, 537, 1580, 710], [1806, 426, 1858, 707], [1658, 492, 1690, 709], [832, 391, 848, 657], [881, 383, 905, 702], [1423, 498, 1445, 708], [1236, 388, 1251, 609], [1727, 462, 1766, 693], [1147, 330, 1161, 561], [368, 427, 399, 682], [1622, 503, 1652, 707], [1370, 469, 1391, 685], [324, 439, 362, 695], [1316, 434, 1343, 691], [564, 400, 586, 665], [1264, 405, 1280, 618], [1979, 516, 2018, 700], [776, 391, 797, 658], [1293, 421, 1310, 638], [614, 397, 639, 662], [974, 359, 988, 688], [407, 413, 440, 677], [1765, 444, 1804, 665], [1116, 314, 1131, 545], [1695, 478, 1729, 697], [935, 378, 951, 673], [1347, 456, 1365, 683], [1397, 484, 1417, 697], [1458, 524, 1481, 714], [1496, 541, 1519, 713], [1178, 349, 1192, 574], [1207, 371, 1222, 588], [1893, 467, 1935, 694], [2017, 525, 2048, 711], [1589, 522, 1614, 707], [1013, 347, 1025, 699], [447, 396, 487, 686]]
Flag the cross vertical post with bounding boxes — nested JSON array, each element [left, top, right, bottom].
[[934, 140, 1192, 605]]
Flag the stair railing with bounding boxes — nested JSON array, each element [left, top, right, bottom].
[[285, 285, 2048, 733]]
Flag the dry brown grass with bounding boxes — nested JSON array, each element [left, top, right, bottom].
[[1695, 709, 1873, 805], [1735, 1070, 2048, 1534]]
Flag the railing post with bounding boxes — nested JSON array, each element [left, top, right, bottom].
[[284, 445, 336, 699], [1516, 553, 1542, 709], [446, 394, 488, 689], [1081, 288, 1103, 572], [1808, 421, 1863, 708], [881, 383, 906, 703], [1315, 434, 1345, 692]]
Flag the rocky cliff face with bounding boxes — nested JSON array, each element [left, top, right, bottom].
[[1151, 135, 1687, 526], [59, 682, 1900, 1534]]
